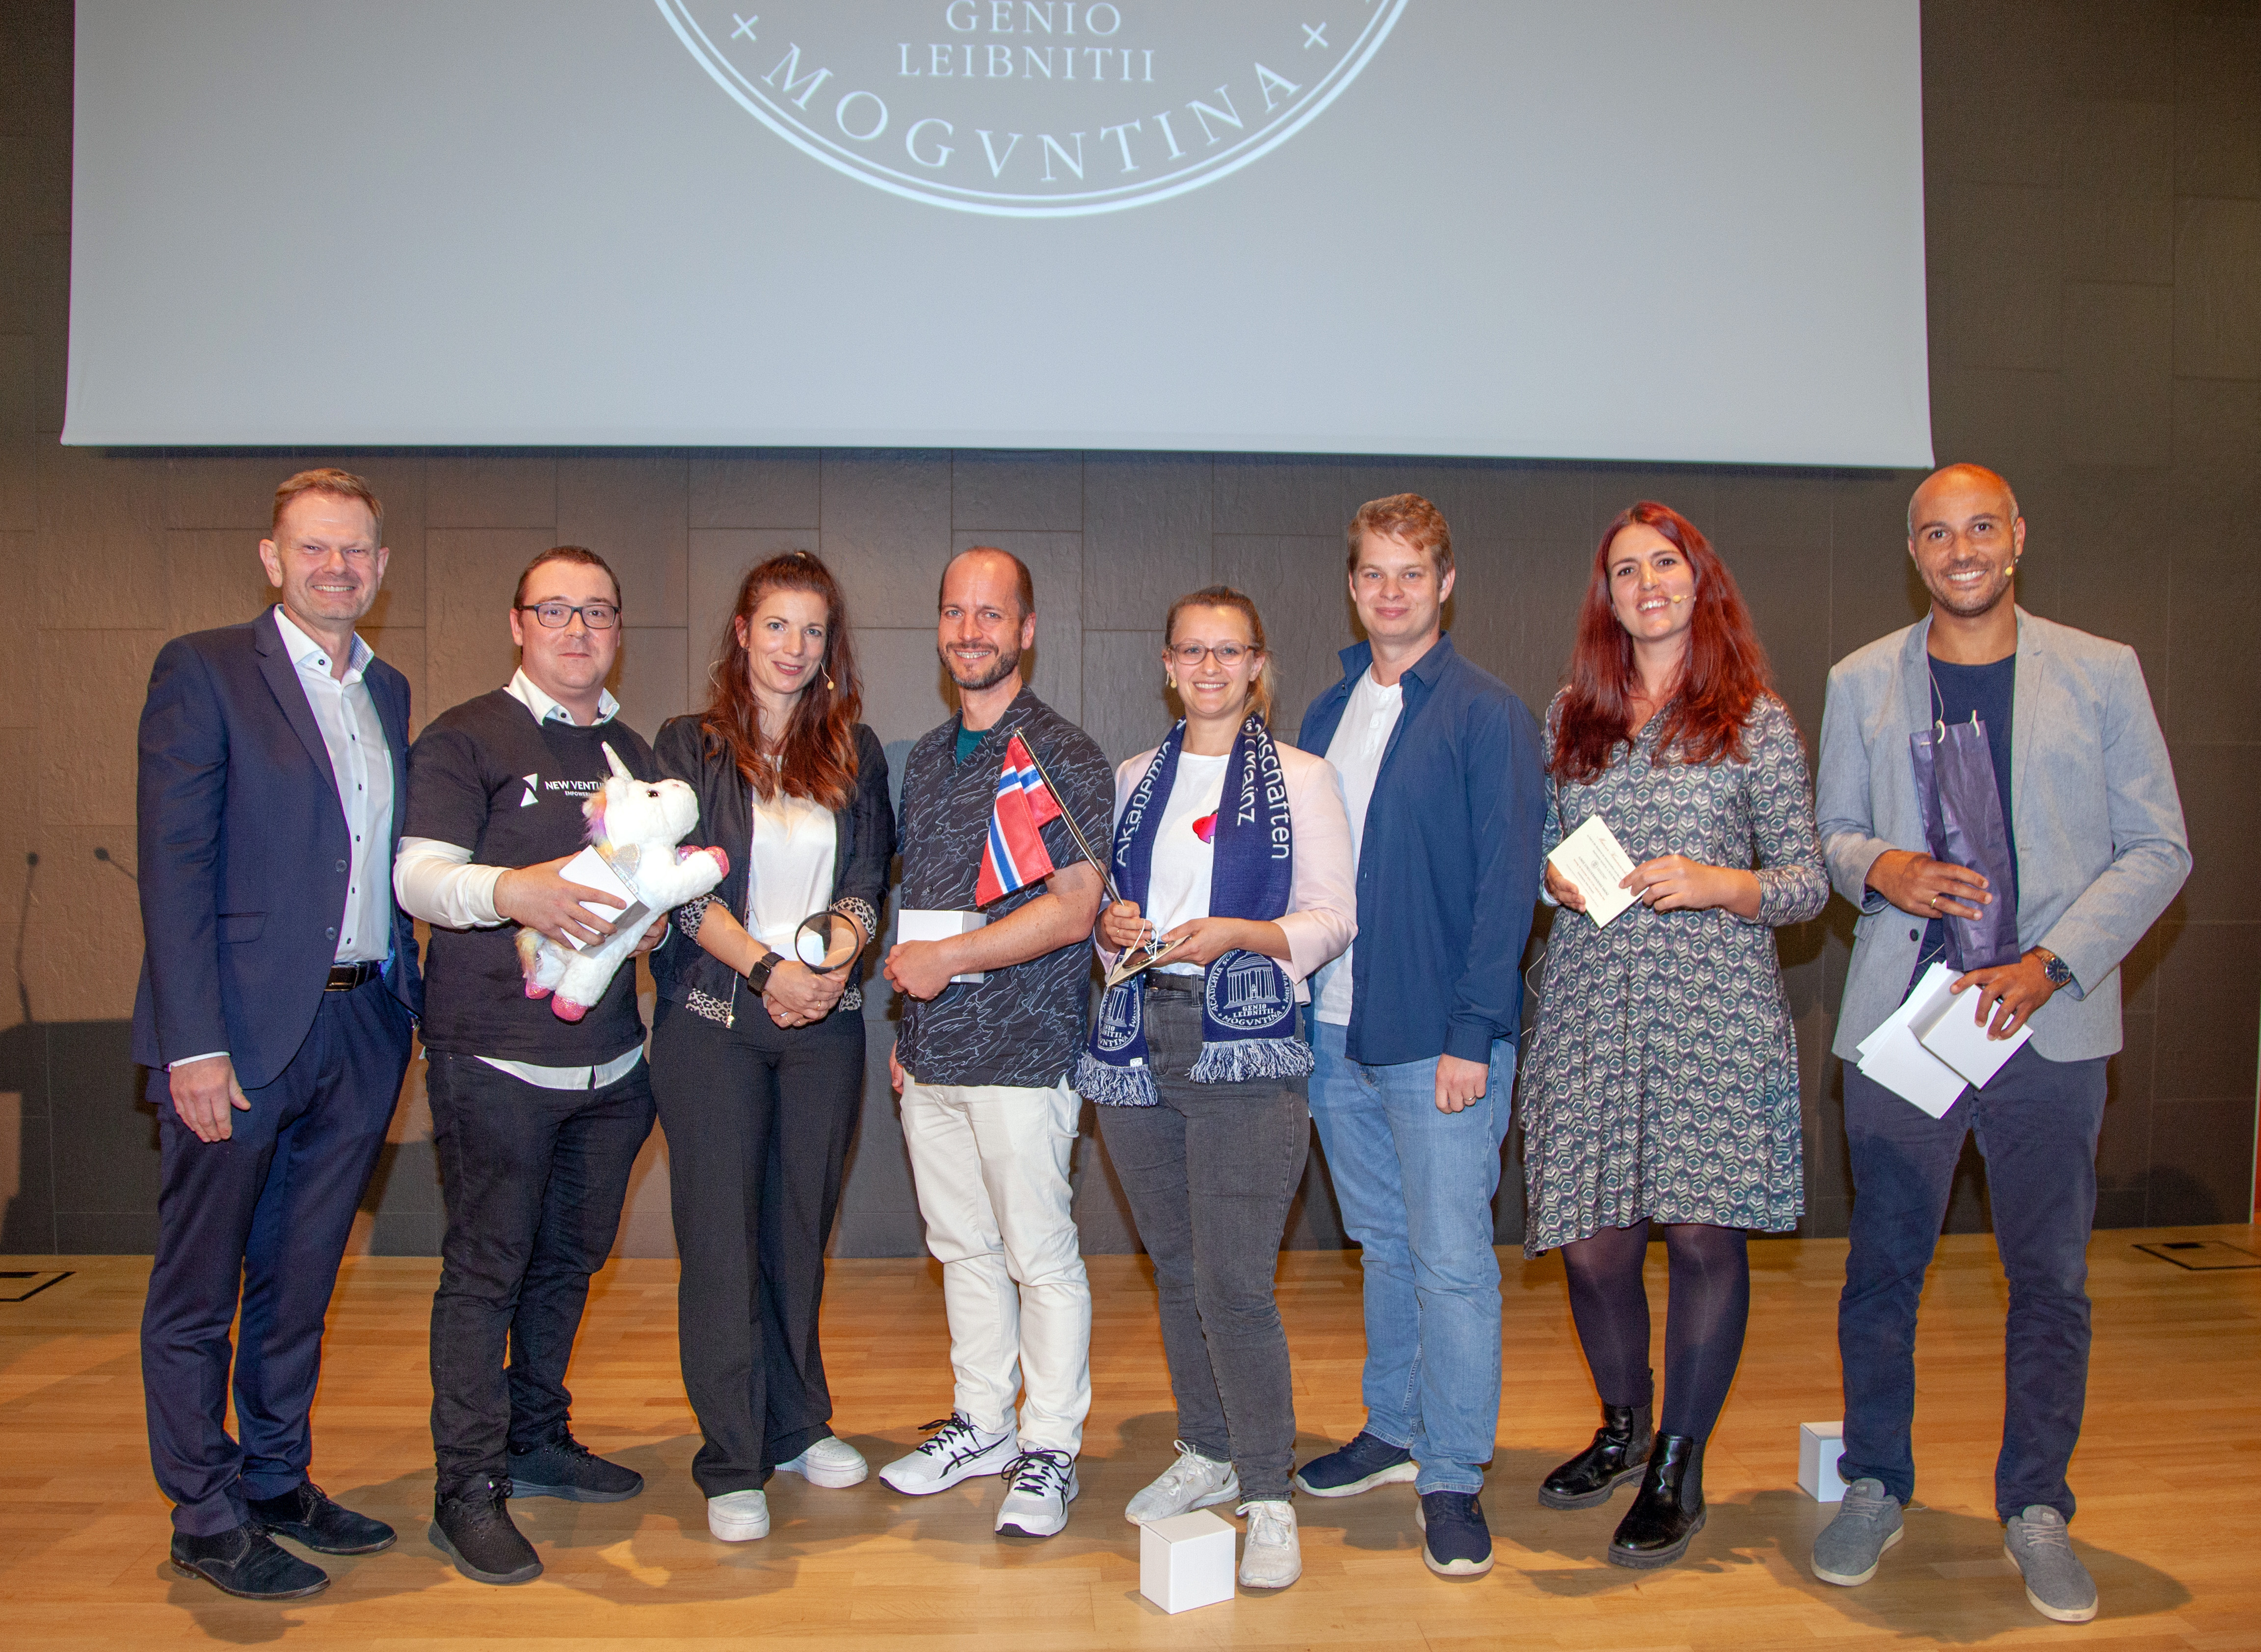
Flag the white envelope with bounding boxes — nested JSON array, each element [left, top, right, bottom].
[[1854, 962, 1968, 1118], [896, 908, 989, 985], [1914, 980, 2032, 1088], [554, 844, 649, 954], [1547, 814, 1638, 927]]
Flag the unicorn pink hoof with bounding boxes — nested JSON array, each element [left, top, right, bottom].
[[524, 981, 553, 1000], [551, 997, 590, 1023], [702, 845, 730, 879]]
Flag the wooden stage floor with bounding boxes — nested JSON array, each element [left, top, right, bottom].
[[3, 1227, 2257, 1650]]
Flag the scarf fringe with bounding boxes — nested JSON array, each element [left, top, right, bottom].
[[1074, 1049, 1161, 1107], [1188, 1035, 1316, 1085]]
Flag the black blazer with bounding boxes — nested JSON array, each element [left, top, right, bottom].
[[132, 608, 422, 1090], [651, 715, 894, 1022]]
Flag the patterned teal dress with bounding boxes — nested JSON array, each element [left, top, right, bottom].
[[1519, 692, 1828, 1256]]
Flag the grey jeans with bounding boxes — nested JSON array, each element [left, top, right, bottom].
[[1094, 978, 1310, 1500]]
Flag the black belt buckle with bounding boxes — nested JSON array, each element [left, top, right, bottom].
[[325, 962, 379, 992]]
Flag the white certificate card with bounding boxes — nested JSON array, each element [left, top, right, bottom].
[[1547, 814, 1639, 927]]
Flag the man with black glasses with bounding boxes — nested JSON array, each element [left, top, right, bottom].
[[393, 548, 670, 1584]]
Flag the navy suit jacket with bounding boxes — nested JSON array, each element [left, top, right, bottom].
[[132, 608, 423, 1091]]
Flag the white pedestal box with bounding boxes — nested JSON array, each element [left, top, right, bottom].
[[1139, 1510, 1236, 1614], [1800, 1420, 1847, 1502]]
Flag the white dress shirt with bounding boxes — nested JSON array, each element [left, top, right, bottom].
[[1313, 667, 1404, 1026], [273, 605, 395, 964], [393, 669, 643, 1092]]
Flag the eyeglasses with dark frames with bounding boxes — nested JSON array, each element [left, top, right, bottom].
[[517, 601, 620, 630]]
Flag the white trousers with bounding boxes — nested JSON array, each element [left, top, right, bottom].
[[898, 1072, 1092, 1455]]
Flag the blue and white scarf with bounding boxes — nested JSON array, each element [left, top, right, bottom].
[[1075, 715, 1312, 1106]]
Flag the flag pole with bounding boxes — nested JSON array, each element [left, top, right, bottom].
[[1017, 741, 1123, 907]]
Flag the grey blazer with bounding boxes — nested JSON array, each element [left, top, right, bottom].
[[1815, 608, 2189, 1062]]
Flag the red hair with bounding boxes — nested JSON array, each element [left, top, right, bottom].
[[700, 552, 862, 812], [1551, 502, 1775, 784]]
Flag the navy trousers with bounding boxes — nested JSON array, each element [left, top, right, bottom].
[[140, 977, 413, 1536], [1837, 1041, 2107, 1521]]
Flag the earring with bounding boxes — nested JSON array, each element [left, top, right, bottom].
[[1167, 675, 1177, 690], [825, 675, 836, 692]]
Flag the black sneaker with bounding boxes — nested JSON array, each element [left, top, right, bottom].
[[430, 1479, 542, 1585], [170, 1521, 330, 1600], [1417, 1490, 1495, 1577], [1292, 1431, 1419, 1498], [246, 1481, 397, 1554], [507, 1432, 643, 1503]]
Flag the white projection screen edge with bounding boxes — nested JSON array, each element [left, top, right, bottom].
[[64, 0, 1932, 467]]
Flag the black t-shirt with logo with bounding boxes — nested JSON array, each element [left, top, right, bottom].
[[895, 687, 1114, 1088], [404, 689, 659, 1064]]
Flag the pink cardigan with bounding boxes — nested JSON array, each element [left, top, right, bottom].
[[1101, 739, 1357, 1000]]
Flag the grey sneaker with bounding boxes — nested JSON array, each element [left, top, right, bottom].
[[2004, 1505, 2097, 1623], [1236, 1499, 1301, 1590], [1811, 1478, 1904, 1586], [1124, 1442, 1239, 1525]]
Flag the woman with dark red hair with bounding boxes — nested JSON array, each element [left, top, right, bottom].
[[648, 551, 894, 1546], [1520, 502, 1827, 1569]]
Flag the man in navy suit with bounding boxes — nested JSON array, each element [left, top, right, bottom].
[[134, 469, 422, 1600]]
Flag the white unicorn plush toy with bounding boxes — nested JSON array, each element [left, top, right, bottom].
[[516, 743, 730, 1022]]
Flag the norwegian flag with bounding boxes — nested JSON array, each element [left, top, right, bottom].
[[975, 733, 1063, 906]]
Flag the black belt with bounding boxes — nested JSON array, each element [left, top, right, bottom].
[[325, 962, 382, 991], [1143, 970, 1199, 994]]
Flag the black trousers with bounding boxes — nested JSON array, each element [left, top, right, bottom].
[[648, 994, 865, 1496], [141, 977, 414, 1535], [427, 1050, 655, 1498]]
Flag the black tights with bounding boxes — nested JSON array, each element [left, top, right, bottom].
[[1559, 1220, 1750, 1442]]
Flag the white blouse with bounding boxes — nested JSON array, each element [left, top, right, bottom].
[[747, 787, 837, 956], [1140, 751, 1230, 973]]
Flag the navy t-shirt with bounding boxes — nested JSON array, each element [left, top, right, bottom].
[[1916, 654, 2016, 970]]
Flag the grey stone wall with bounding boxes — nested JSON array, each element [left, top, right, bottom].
[[0, 0, 2254, 1257]]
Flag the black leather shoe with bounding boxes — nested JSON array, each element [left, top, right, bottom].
[[431, 1479, 543, 1585], [507, 1431, 643, 1502], [247, 1481, 398, 1554], [170, 1522, 330, 1600], [1539, 1401, 1654, 1509], [1607, 1433, 1707, 1569]]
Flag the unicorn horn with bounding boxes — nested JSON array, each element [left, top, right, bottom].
[[602, 742, 632, 780]]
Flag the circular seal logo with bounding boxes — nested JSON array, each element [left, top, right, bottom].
[[655, 1, 1409, 217], [1205, 950, 1291, 1034]]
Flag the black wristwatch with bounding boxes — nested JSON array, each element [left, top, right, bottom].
[[2031, 946, 2074, 990], [744, 950, 780, 994]]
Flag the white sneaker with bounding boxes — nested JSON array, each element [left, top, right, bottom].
[[1238, 1499, 1302, 1590], [1124, 1441, 1240, 1525], [995, 1449, 1078, 1537], [706, 1488, 770, 1542], [879, 1414, 1016, 1495], [776, 1435, 869, 1489]]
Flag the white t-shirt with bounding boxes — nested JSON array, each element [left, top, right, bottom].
[[1141, 751, 1229, 974], [1312, 668, 1405, 1025], [747, 787, 837, 955]]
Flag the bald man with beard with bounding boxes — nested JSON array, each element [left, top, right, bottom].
[[1809, 464, 2189, 1624]]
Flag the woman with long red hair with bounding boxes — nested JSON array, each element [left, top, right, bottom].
[[1520, 502, 1827, 1569], [648, 551, 894, 1546]]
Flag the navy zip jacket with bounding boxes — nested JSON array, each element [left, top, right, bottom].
[[1296, 633, 1546, 1068]]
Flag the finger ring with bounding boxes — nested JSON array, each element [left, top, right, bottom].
[[1930, 892, 1940, 908]]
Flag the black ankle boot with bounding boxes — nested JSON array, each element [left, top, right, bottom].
[[1539, 1401, 1654, 1509], [1606, 1434, 1706, 1568]]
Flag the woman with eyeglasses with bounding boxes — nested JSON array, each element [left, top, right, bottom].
[[1075, 586, 1355, 1593], [647, 551, 894, 1546], [1520, 502, 1827, 1569]]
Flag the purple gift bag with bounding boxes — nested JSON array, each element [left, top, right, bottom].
[[1910, 716, 2020, 970]]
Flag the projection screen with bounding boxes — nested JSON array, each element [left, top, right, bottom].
[[64, 0, 1931, 465]]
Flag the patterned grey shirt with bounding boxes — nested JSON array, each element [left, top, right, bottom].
[[895, 688, 1114, 1088]]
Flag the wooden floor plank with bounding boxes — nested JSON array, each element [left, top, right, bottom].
[[1, 1225, 2253, 1648]]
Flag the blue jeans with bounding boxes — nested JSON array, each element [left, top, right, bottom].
[[1838, 1042, 2106, 1521], [1307, 1020, 1514, 1494]]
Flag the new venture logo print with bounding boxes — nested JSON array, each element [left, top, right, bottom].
[[656, 1, 1408, 216]]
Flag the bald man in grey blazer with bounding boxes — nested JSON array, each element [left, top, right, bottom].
[[1808, 464, 2188, 1625]]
